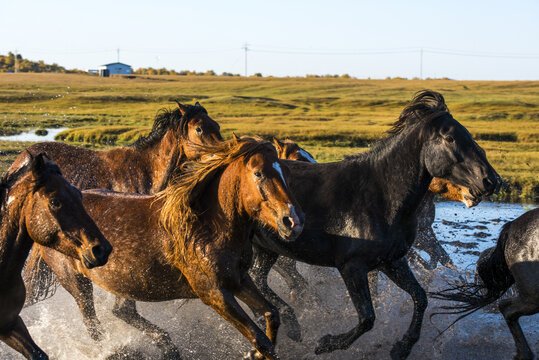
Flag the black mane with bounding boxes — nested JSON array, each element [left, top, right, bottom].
[[129, 103, 208, 150], [345, 90, 450, 161]]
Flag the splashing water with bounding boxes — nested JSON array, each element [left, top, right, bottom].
[[2, 202, 537, 359]]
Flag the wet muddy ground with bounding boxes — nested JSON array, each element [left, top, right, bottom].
[[1, 202, 537, 359]]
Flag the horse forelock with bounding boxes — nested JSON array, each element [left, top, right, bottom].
[[129, 103, 208, 150], [158, 137, 273, 269]]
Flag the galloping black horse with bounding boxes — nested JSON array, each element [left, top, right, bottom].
[[249, 90, 501, 359], [432, 208, 538, 360]]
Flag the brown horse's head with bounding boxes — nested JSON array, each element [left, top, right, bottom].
[[273, 138, 317, 163], [160, 137, 305, 260], [176, 101, 223, 159], [233, 137, 305, 241], [429, 177, 480, 208], [5, 153, 112, 269]]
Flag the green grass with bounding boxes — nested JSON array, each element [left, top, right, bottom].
[[0, 73, 537, 203]]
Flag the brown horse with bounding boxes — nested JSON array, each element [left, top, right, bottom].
[[28, 137, 305, 360], [0, 153, 112, 360], [255, 138, 480, 342], [8, 102, 223, 194]]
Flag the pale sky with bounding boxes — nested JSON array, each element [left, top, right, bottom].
[[1, 0, 538, 80]]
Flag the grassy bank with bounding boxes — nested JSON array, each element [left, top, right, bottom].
[[0, 73, 537, 203]]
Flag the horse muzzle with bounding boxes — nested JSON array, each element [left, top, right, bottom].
[[81, 240, 112, 269], [277, 204, 305, 242]]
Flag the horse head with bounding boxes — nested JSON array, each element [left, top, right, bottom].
[[414, 91, 501, 198], [273, 138, 317, 163], [176, 101, 223, 159], [429, 177, 481, 208], [19, 153, 112, 269]]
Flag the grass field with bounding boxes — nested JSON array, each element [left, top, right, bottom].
[[0, 73, 537, 203]]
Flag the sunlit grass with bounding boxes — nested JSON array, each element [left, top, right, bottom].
[[0, 73, 537, 202]]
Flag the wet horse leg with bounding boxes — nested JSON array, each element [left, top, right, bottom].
[[41, 253, 103, 341], [0, 315, 48, 360], [380, 257, 427, 360], [498, 296, 538, 360], [272, 256, 309, 302], [112, 297, 182, 359], [315, 259, 375, 354], [235, 276, 281, 359], [413, 227, 454, 270], [249, 245, 302, 342], [198, 288, 279, 360]]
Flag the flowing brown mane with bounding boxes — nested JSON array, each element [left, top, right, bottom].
[[158, 136, 274, 269]]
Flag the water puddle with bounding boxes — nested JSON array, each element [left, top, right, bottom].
[[2, 201, 537, 359], [0, 128, 68, 142]]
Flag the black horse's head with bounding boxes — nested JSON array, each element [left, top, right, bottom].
[[410, 91, 501, 197]]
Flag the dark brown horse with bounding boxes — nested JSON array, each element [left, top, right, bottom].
[[256, 138, 480, 342], [17, 101, 223, 341], [0, 154, 112, 360], [8, 102, 223, 194], [249, 91, 500, 359], [431, 208, 538, 360], [28, 137, 305, 359]]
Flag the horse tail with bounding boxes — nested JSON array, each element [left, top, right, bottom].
[[23, 246, 59, 307], [429, 221, 515, 334]]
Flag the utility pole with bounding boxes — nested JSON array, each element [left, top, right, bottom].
[[420, 48, 423, 80], [117, 48, 120, 63], [243, 43, 249, 76], [14, 49, 19, 73]]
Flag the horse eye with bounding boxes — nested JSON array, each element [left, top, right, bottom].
[[446, 136, 454, 143], [254, 171, 262, 178], [50, 198, 61, 209], [195, 127, 203, 135]]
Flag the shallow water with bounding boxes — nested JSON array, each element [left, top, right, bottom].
[[0, 128, 68, 142], [1, 202, 537, 359]]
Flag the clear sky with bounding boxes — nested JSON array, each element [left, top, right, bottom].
[[1, 0, 538, 80]]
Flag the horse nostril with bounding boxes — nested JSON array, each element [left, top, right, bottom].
[[282, 216, 293, 229], [92, 245, 104, 261], [483, 177, 494, 192]]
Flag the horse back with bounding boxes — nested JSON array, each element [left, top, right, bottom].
[[11, 142, 153, 193]]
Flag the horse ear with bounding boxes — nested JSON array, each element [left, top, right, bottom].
[[175, 100, 189, 115], [31, 153, 47, 179], [232, 132, 240, 142], [194, 101, 201, 107], [273, 137, 284, 152]]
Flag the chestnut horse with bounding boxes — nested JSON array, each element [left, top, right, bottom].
[[258, 138, 480, 342], [0, 154, 112, 360], [28, 137, 305, 360], [432, 208, 538, 360], [249, 91, 500, 359], [8, 102, 222, 194]]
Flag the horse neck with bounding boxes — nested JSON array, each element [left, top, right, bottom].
[[0, 189, 33, 280], [361, 126, 432, 223], [205, 165, 252, 248], [143, 129, 183, 192]]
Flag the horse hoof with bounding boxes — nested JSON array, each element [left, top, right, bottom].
[[163, 348, 182, 360], [390, 339, 412, 360], [315, 334, 341, 354], [89, 327, 104, 342], [513, 351, 534, 360], [243, 349, 263, 360]]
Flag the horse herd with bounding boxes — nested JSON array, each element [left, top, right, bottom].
[[0, 90, 537, 360]]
